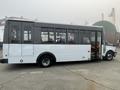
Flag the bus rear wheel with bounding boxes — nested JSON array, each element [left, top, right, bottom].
[[37, 55, 53, 67]]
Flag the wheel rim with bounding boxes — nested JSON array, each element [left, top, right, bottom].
[[107, 53, 113, 60], [42, 57, 50, 67]]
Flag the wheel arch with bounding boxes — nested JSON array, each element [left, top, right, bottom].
[[36, 52, 56, 63], [106, 50, 114, 55]]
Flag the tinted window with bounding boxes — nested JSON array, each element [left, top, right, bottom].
[[97, 32, 102, 44], [23, 25, 32, 43], [91, 32, 96, 42], [41, 32, 49, 43], [0, 28, 4, 42], [41, 27, 55, 44], [34, 27, 41, 44], [90, 32, 96, 47], [82, 31, 90, 44], [67, 30, 79, 44], [24, 30, 31, 42], [56, 32, 66, 44], [10, 23, 21, 43], [49, 32, 55, 43]]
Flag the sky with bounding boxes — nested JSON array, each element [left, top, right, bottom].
[[0, 0, 120, 26]]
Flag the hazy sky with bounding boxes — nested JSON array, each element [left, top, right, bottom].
[[0, 0, 120, 25]]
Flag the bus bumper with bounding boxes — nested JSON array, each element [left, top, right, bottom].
[[0, 59, 8, 63]]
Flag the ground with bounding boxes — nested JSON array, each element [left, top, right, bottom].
[[0, 49, 120, 90]]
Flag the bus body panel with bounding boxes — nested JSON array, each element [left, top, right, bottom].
[[34, 44, 91, 62], [8, 56, 36, 64], [5, 44, 116, 64], [9, 44, 21, 57], [102, 45, 116, 57], [6, 44, 91, 64], [3, 44, 8, 59], [22, 44, 34, 56]]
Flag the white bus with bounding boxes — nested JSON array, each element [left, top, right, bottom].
[[0, 20, 117, 67]]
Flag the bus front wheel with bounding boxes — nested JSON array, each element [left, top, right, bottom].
[[37, 55, 54, 67], [105, 51, 114, 61]]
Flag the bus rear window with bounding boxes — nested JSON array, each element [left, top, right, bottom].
[[0, 26, 4, 42], [0, 26, 4, 49]]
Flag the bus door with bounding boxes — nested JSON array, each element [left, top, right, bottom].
[[97, 32, 102, 59], [21, 22, 34, 56], [91, 31, 102, 60], [8, 21, 22, 57]]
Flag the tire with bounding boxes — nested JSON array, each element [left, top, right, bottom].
[[37, 55, 53, 67], [105, 51, 114, 61]]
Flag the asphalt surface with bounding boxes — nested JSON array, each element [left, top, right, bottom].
[[0, 49, 120, 90]]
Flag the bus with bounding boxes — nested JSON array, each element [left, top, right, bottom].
[[0, 19, 117, 67]]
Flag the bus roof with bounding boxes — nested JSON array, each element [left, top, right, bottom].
[[6, 19, 103, 31]]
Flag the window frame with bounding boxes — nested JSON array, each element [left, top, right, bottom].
[[67, 29, 79, 44], [80, 30, 91, 44], [55, 28, 67, 44], [21, 22, 34, 44], [41, 27, 55, 44]]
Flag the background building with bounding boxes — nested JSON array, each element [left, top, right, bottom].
[[93, 20, 118, 44]]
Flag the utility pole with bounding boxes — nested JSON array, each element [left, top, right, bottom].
[[101, 13, 104, 21], [109, 8, 117, 44]]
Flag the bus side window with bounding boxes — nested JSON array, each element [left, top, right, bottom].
[[41, 27, 55, 44], [67, 31, 79, 44], [82, 31, 90, 44], [83, 37, 90, 44], [56, 32, 66, 44], [49, 32, 55, 43], [68, 33, 75, 44], [23, 26, 32, 43], [24, 30, 32, 43], [97, 32, 102, 45], [11, 25, 21, 43], [41, 32, 49, 43], [41, 32, 55, 44]]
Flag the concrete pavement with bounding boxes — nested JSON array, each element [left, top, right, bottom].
[[0, 49, 120, 90]]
